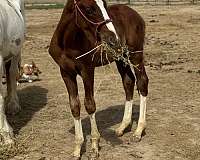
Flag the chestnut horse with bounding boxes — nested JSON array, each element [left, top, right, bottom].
[[49, 0, 148, 159]]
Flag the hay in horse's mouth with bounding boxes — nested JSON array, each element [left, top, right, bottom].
[[100, 41, 129, 65], [76, 41, 141, 70], [100, 42, 142, 71]]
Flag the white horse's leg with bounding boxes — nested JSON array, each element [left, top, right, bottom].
[[116, 100, 133, 136], [6, 55, 21, 114], [0, 56, 14, 145]]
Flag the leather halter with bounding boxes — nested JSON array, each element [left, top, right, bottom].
[[74, 0, 112, 34]]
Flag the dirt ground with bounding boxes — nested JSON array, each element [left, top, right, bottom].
[[1, 5, 200, 160]]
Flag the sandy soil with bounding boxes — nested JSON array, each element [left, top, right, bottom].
[[1, 5, 200, 160]]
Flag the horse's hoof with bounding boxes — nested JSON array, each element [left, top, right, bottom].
[[5, 99, 21, 115], [88, 149, 99, 160], [115, 130, 124, 137], [131, 134, 141, 143], [88, 155, 98, 160], [115, 129, 124, 137]]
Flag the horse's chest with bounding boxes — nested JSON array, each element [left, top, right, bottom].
[[90, 50, 116, 67]]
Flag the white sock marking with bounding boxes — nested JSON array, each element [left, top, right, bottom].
[[138, 95, 147, 124], [73, 118, 84, 143], [122, 100, 133, 124], [89, 113, 100, 138], [95, 0, 118, 39]]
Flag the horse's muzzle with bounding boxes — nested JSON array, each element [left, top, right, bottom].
[[101, 31, 121, 50]]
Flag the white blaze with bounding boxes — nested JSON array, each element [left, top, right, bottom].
[[95, 0, 118, 39]]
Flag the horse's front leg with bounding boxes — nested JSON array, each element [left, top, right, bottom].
[[82, 68, 100, 158], [115, 61, 135, 136], [60, 69, 83, 159], [0, 56, 14, 145], [5, 55, 21, 115]]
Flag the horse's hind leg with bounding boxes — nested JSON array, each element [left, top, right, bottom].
[[115, 61, 135, 137], [0, 55, 14, 145], [60, 69, 84, 159], [5, 55, 21, 115], [82, 68, 100, 158], [131, 63, 148, 142]]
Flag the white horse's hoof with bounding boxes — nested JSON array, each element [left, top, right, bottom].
[[131, 134, 142, 142], [6, 99, 21, 115], [115, 129, 124, 137], [88, 148, 99, 160]]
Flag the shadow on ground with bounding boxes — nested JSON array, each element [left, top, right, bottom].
[[7, 86, 48, 134], [69, 104, 139, 153]]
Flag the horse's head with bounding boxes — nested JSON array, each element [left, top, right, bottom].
[[73, 0, 120, 50]]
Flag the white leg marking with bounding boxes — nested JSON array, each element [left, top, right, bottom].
[[133, 95, 147, 141], [138, 95, 146, 125], [95, 0, 119, 39], [73, 117, 84, 157], [122, 100, 133, 124], [116, 100, 133, 136], [90, 113, 100, 139], [89, 113, 100, 155]]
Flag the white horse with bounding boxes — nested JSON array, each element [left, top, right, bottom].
[[0, 0, 25, 145]]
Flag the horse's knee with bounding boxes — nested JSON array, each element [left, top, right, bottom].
[[70, 97, 81, 118], [137, 74, 149, 96], [84, 97, 96, 115]]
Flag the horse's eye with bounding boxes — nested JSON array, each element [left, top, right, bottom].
[[85, 7, 94, 15]]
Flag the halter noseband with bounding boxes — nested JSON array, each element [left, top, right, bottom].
[[74, 0, 112, 33]]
